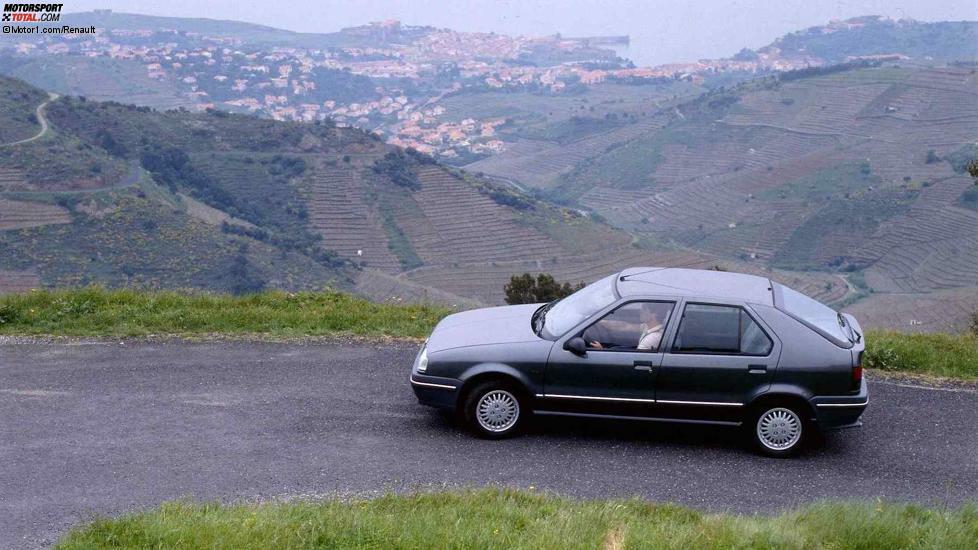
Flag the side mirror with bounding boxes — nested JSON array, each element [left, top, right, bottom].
[[564, 336, 587, 356]]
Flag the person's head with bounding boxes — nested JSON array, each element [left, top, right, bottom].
[[640, 306, 661, 326]]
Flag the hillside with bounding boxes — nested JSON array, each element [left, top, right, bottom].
[[0, 76, 360, 294], [765, 16, 978, 63], [474, 62, 978, 331], [0, 56, 194, 111], [0, 75, 851, 308]]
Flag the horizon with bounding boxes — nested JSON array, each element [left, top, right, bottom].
[[63, 0, 978, 66]]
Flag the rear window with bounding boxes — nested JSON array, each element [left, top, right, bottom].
[[673, 303, 772, 355], [776, 284, 849, 344]]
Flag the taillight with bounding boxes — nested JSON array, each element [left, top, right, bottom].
[[852, 352, 863, 390]]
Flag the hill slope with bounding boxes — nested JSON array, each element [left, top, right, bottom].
[[0, 75, 852, 309], [511, 63, 978, 331]]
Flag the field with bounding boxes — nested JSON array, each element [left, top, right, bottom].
[[55, 489, 978, 549]]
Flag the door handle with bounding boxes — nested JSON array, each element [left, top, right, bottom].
[[748, 364, 767, 374], [634, 360, 655, 372]]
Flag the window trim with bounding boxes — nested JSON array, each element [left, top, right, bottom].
[[577, 299, 678, 354], [667, 302, 774, 357]]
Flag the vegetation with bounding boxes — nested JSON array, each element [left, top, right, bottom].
[[370, 149, 435, 190], [864, 329, 978, 381], [958, 186, 978, 212], [504, 273, 584, 305], [947, 143, 978, 176], [772, 189, 919, 271], [773, 18, 978, 63], [0, 74, 47, 143], [55, 489, 978, 549], [0, 288, 449, 338]]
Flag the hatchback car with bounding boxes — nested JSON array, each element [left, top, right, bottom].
[[410, 267, 867, 456]]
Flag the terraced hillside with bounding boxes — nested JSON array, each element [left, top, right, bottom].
[[492, 63, 978, 331], [0, 73, 849, 308], [0, 75, 359, 293]]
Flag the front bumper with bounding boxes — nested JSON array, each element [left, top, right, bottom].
[[811, 378, 869, 431], [410, 372, 460, 409]]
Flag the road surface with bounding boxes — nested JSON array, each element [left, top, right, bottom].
[[1, 339, 976, 548], [1, 93, 58, 148]]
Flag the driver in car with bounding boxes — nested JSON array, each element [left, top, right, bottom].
[[586, 304, 669, 351]]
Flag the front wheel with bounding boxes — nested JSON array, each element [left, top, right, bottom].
[[463, 381, 526, 439], [750, 405, 807, 457]]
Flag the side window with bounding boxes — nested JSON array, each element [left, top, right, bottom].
[[582, 301, 674, 352], [672, 304, 772, 355]]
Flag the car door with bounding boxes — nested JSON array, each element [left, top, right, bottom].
[[656, 300, 780, 422], [541, 300, 677, 417]]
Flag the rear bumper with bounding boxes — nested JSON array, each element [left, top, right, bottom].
[[811, 378, 868, 431], [410, 373, 460, 409]]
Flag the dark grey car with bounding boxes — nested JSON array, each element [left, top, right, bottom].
[[411, 267, 867, 457]]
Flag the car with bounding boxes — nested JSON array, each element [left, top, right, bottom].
[[410, 267, 867, 457]]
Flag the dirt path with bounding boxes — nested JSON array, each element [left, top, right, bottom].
[[1, 92, 58, 147]]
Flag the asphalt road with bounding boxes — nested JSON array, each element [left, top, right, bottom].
[[2, 340, 976, 548]]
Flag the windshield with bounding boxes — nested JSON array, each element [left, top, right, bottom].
[[539, 274, 618, 340], [777, 284, 851, 344]]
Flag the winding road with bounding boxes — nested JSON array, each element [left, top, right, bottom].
[[1, 93, 58, 148], [1, 339, 976, 548]]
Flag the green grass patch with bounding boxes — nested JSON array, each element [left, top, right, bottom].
[[865, 330, 978, 381], [0, 288, 448, 338], [56, 489, 978, 549]]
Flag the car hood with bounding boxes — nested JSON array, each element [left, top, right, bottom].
[[427, 303, 543, 353]]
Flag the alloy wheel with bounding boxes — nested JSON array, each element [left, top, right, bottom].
[[756, 407, 802, 451], [475, 389, 520, 433]]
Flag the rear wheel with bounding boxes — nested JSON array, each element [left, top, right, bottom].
[[463, 381, 526, 439], [750, 405, 807, 457]]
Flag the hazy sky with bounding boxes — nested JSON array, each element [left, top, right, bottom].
[[69, 0, 978, 65]]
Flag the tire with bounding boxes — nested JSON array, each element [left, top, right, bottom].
[[749, 404, 808, 458], [462, 380, 526, 439]]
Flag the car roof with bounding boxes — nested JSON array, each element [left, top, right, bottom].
[[615, 267, 774, 306]]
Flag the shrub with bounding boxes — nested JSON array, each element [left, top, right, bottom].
[[371, 151, 422, 190], [863, 345, 900, 371], [505, 273, 584, 305]]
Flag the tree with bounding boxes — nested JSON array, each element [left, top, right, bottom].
[[222, 244, 266, 295], [504, 273, 584, 305]]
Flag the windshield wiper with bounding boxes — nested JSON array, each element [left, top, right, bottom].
[[838, 313, 861, 343]]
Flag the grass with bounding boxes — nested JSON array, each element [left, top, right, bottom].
[[0, 287, 449, 339], [864, 330, 978, 381], [55, 488, 978, 549]]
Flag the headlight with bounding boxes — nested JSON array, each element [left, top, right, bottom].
[[417, 346, 428, 373]]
